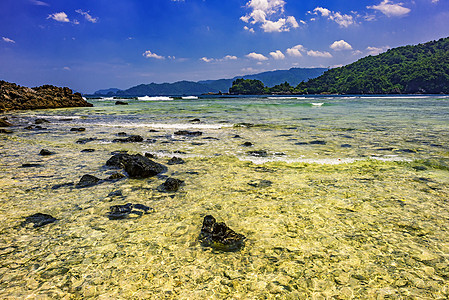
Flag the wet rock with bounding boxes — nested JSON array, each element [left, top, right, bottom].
[[117, 132, 127, 136], [107, 203, 152, 220], [76, 174, 101, 188], [198, 215, 245, 251], [39, 149, 55, 156], [242, 142, 253, 147], [81, 148, 95, 153], [309, 140, 326, 145], [247, 150, 268, 157], [248, 180, 272, 188], [167, 157, 185, 165], [115, 101, 128, 105], [412, 165, 427, 171], [70, 127, 86, 132], [189, 118, 201, 123], [233, 135, 242, 138], [0, 118, 13, 127], [174, 130, 203, 137], [341, 144, 352, 148], [112, 135, 144, 143], [106, 172, 126, 181], [20, 163, 43, 168], [76, 137, 97, 144], [0, 128, 13, 133], [144, 152, 156, 159], [158, 177, 184, 192], [294, 142, 309, 145], [108, 190, 123, 197], [21, 213, 57, 228], [106, 153, 167, 179], [51, 182, 74, 190], [35, 118, 50, 125]]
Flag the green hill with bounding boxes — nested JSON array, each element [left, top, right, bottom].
[[297, 37, 449, 94]]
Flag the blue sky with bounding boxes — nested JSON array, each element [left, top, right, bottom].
[[1, 0, 448, 93]]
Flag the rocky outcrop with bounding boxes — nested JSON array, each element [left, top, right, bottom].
[[199, 215, 245, 251], [106, 153, 167, 178], [0, 81, 93, 112]]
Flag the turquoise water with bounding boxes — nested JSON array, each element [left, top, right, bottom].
[[0, 95, 448, 298]]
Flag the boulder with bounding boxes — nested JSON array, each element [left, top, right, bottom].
[[115, 101, 128, 105], [21, 213, 57, 228], [107, 203, 152, 220], [39, 149, 55, 156], [167, 156, 185, 165], [157, 177, 184, 192], [198, 215, 245, 251], [174, 130, 203, 137], [76, 174, 101, 188], [112, 135, 144, 143], [106, 153, 167, 178]]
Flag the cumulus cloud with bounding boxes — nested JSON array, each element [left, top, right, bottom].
[[201, 57, 214, 63], [75, 9, 98, 23], [47, 12, 70, 23], [200, 55, 238, 63], [270, 50, 285, 60], [246, 52, 269, 61], [307, 50, 332, 58], [286, 44, 306, 57], [143, 50, 165, 60], [241, 0, 302, 33], [367, 0, 411, 17], [244, 26, 255, 33], [330, 40, 353, 51], [312, 7, 355, 27], [2, 37, 16, 43], [366, 46, 390, 55]]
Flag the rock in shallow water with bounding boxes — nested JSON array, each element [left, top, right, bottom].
[[21, 213, 57, 228], [199, 215, 245, 252], [76, 174, 101, 188], [157, 177, 184, 192], [107, 203, 152, 220], [106, 153, 167, 179]]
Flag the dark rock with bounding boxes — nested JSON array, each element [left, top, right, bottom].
[[70, 127, 86, 132], [24, 125, 34, 130], [174, 150, 187, 154], [115, 101, 128, 105], [242, 142, 253, 147], [21, 213, 57, 228], [399, 149, 417, 153], [167, 157, 185, 165], [106, 153, 167, 178], [108, 190, 123, 197], [174, 130, 203, 137], [198, 215, 245, 252], [106, 172, 125, 181], [149, 129, 158, 133], [107, 203, 152, 220], [112, 135, 144, 143], [39, 149, 55, 156], [248, 180, 272, 188], [52, 182, 74, 189], [81, 149, 95, 153], [144, 152, 156, 159], [202, 137, 219, 140], [309, 140, 326, 145], [146, 138, 157, 143], [233, 135, 242, 138], [35, 118, 50, 125], [341, 144, 352, 148], [76, 137, 97, 144], [189, 118, 201, 123], [20, 163, 43, 168], [377, 147, 395, 151], [413, 166, 427, 171], [117, 132, 127, 136], [0, 128, 13, 133], [76, 174, 101, 188], [191, 142, 205, 146], [294, 142, 309, 145], [0, 118, 13, 127], [247, 150, 268, 157], [158, 177, 184, 192]]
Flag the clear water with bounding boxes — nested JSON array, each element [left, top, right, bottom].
[[0, 95, 448, 298]]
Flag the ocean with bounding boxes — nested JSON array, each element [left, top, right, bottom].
[[1, 95, 448, 298]]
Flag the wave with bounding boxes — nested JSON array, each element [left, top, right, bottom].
[[182, 96, 199, 100], [137, 96, 174, 101], [267, 96, 307, 100], [95, 122, 232, 130], [310, 103, 324, 106]]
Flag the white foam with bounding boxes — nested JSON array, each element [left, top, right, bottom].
[[137, 96, 174, 101], [100, 97, 115, 100], [267, 97, 307, 100], [310, 103, 324, 106], [182, 96, 199, 100]]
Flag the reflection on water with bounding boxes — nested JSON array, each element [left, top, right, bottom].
[[0, 96, 448, 298]]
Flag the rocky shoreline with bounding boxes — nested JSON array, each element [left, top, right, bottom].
[[0, 80, 93, 112]]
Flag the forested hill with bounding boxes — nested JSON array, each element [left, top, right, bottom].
[[297, 37, 449, 94]]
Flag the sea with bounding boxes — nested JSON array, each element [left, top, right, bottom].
[[0, 95, 448, 298]]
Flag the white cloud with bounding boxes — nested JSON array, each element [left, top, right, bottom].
[[47, 12, 70, 23], [312, 7, 355, 27], [222, 55, 238, 61], [75, 9, 98, 23], [143, 50, 165, 60], [2, 37, 16, 43], [63, 67, 71, 71], [432, 0, 439, 3], [201, 55, 238, 63], [366, 46, 390, 55], [246, 52, 269, 61], [367, 0, 411, 17], [30, 0, 49, 6], [307, 50, 332, 58], [244, 26, 255, 33], [270, 50, 285, 60], [201, 57, 214, 63], [286, 44, 305, 57], [330, 40, 353, 51], [241, 0, 301, 33]]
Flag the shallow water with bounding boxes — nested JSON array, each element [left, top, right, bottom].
[[0, 95, 448, 298]]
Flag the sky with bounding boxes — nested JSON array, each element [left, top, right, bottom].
[[1, 0, 448, 93]]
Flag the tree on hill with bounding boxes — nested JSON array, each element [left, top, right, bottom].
[[229, 79, 266, 95]]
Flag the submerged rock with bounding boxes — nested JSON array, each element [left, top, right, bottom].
[[115, 101, 128, 105], [198, 215, 245, 251], [21, 213, 57, 228], [106, 153, 167, 178], [35, 118, 50, 124], [76, 174, 101, 188], [167, 156, 185, 165], [242, 142, 253, 147], [174, 130, 203, 137], [247, 150, 268, 157], [112, 135, 144, 143], [76, 137, 97, 144], [107, 203, 152, 220], [248, 180, 272, 188], [39, 149, 55, 156], [70, 127, 86, 132], [0, 128, 13, 134], [157, 177, 184, 192]]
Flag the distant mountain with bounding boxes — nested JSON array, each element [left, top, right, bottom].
[[297, 37, 449, 94], [92, 67, 327, 96]]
